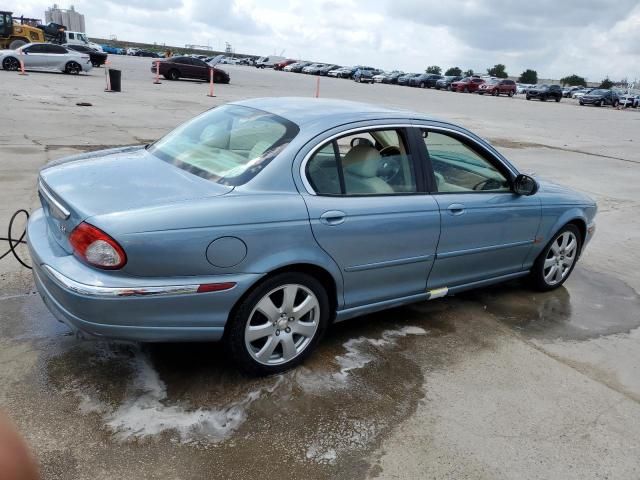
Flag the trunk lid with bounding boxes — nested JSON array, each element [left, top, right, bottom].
[[38, 146, 232, 252]]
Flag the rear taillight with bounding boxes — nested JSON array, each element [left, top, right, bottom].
[[69, 222, 127, 270]]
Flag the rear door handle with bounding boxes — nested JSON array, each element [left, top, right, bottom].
[[447, 203, 466, 216], [320, 210, 346, 225]]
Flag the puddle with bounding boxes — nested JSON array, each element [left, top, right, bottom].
[[466, 267, 640, 340]]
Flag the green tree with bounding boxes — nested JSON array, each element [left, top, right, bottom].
[[425, 65, 442, 75], [463, 69, 475, 77], [445, 66, 462, 76], [518, 69, 538, 84], [559, 74, 586, 86], [599, 77, 613, 89], [487, 64, 508, 78]]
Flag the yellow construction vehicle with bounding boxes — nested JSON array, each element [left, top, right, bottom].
[[0, 11, 45, 49]]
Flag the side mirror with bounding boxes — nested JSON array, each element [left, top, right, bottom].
[[513, 174, 538, 196]]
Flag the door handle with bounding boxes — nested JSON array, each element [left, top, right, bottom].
[[447, 203, 465, 216], [320, 210, 346, 225]]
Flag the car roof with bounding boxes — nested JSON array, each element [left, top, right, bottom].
[[230, 97, 433, 126]]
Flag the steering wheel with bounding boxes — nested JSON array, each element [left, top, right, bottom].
[[472, 178, 503, 191], [377, 146, 402, 182]]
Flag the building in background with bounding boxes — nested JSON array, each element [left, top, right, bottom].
[[45, 4, 85, 32]]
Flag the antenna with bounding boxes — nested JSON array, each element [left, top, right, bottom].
[[279, 49, 285, 57]]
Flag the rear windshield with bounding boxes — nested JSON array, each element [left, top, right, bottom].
[[148, 105, 299, 186]]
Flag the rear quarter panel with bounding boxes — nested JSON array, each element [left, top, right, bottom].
[[88, 192, 344, 301]]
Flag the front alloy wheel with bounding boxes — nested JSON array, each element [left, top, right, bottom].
[[227, 273, 329, 375], [530, 225, 581, 291]]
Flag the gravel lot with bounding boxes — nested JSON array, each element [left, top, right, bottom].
[[1, 55, 639, 480]]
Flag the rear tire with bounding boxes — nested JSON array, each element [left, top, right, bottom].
[[508, 90, 514, 97], [226, 272, 330, 376], [555, 96, 561, 102], [529, 224, 582, 292], [9, 39, 27, 50], [168, 69, 180, 80], [2, 56, 20, 71]]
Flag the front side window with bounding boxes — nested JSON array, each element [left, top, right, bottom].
[[306, 128, 416, 195], [149, 105, 299, 186], [422, 130, 510, 193]]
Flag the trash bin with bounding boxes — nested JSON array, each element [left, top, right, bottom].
[[107, 69, 121, 92]]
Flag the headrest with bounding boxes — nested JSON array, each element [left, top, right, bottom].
[[343, 145, 381, 178]]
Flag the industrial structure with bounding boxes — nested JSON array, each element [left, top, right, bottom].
[[45, 4, 85, 33]]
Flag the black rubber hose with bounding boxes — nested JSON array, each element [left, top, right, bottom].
[[0, 209, 32, 269]]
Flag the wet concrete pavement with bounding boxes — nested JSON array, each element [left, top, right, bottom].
[[1, 265, 638, 479], [1, 56, 640, 479]]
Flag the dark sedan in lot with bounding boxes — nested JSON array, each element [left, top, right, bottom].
[[397, 73, 421, 86], [579, 89, 620, 107], [435, 75, 462, 90], [526, 84, 562, 102], [382, 71, 404, 84], [353, 68, 376, 83], [318, 64, 340, 76], [64, 44, 108, 67], [151, 56, 230, 83], [410, 73, 443, 88]]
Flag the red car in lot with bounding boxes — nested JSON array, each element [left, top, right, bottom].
[[451, 77, 485, 93], [477, 79, 516, 97], [274, 59, 296, 70], [151, 56, 230, 83]]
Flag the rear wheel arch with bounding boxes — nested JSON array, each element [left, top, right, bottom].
[[225, 263, 339, 336]]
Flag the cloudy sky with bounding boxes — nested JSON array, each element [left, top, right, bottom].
[[14, 0, 640, 81]]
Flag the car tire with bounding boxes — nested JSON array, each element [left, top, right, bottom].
[[541, 95, 547, 101], [168, 69, 180, 80], [420, 82, 425, 88], [613, 100, 619, 108], [447, 85, 452, 91], [526, 95, 531, 100], [597, 100, 603, 107], [2, 56, 20, 71], [579, 100, 584, 105], [508, 90, 514, 97], [555, 96, 561, 102], [64, 61, 81, 75], [464, 87, 469, 93], [226, 272, 330, 376], [529, 224, 582, 292], [8, 39, 27, 50]]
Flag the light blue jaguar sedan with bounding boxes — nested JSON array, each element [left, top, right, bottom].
[[28, 98, 597, 374]]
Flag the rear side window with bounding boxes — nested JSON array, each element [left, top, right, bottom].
[[48, 45, 68, 54], [306, 128, 416, 196], [68, 33, 75, 39]]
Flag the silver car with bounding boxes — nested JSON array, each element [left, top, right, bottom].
[[0, 43, 93, 74]]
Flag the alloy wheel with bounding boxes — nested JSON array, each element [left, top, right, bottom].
[[543, 231, 578, 286], [244, 284, 320, 366], [3, 57, 19, 71]]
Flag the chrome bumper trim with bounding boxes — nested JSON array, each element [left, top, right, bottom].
[[42, 265, 201, 298], [38, 179, 70, 220]]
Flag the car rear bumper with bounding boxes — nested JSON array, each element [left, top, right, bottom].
[[27, 208, 262, 342]]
